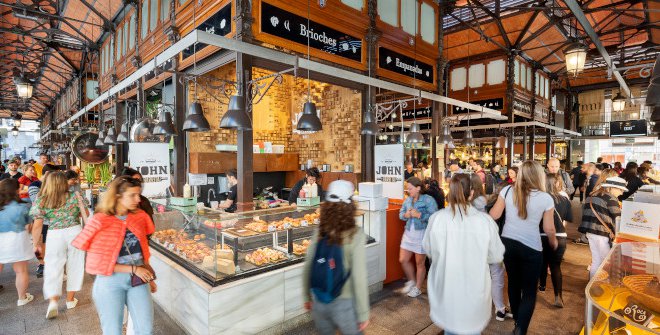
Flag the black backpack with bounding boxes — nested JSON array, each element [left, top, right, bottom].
[[310, 237, 351, 303], [485, 186, 511, 235]]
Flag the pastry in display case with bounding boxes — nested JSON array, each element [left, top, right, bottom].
[[149, 200, 371, 286], [583, 242, 660, 335]]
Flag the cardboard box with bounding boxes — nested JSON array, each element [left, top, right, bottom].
[[354, 196, 388, 211], [358, 182, 383, 198]]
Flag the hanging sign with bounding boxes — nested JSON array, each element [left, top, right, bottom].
[[452, 98, 504, 114], [401, 107, 432, 120], [534, 105, 549, 123], [512, 98, 532, 118], [128, 143, 171, 198], [374, 144, 404, 200], [182, 4, 232, 59], [378, 47, 434, 84], [260, 2, 362, 62], [619, 201, 660, 241], [610, 120, 648, 137]]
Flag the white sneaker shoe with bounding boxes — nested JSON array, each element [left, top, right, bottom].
[[66, 298, 78, 309], [400, 280, 416, 294], [407, 286, 422, 298], [46, 301, 58, 319], [17, 293, 34, 306]]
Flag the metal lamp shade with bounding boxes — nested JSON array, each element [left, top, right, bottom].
[[104, 127, 117, 144], [297, 102, 322, 132], [95, 130, 105, 147], [462, 129, 476, 147], [153, 111, 177, 136], [116, 123, 129, 142], [406, 122, 424, 143], [360, 110, 378, 135], [183, 102, 210, 132], [438, 125, 454, 145], [220, 95, 252, 130]]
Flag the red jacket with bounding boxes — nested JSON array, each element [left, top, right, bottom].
[[72, 210, 155, 276]]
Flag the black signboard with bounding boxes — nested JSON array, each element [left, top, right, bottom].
[[452, 98, 504, 114], [260, 2, 362, 62], [378, 47, 433, 84], [182, 4, 232, 59], [401, 107, 432, 120], [610, 120, 648, 137]]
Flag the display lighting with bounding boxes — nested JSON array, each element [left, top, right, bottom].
[[95, 130, 106, 147], [183, 102, 211, 132], [104, 127, 117, 144], [438, 124, 454, 146], [116, 123, 129, 142], [360, 108, 379, 135], [297, 0, 322, 132], [153, 110, 177, 136], [462, 129, 476, 147], [220, 95, 252, 130], [406, 122, 424, 143]]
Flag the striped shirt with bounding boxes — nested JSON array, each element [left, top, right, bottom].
[[579, 193, 621, 238]]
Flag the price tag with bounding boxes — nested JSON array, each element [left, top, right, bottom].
[[623, 301, 654, 327]]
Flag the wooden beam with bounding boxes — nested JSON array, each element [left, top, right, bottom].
[[514, 10, 541, 47], [447, 12, 509, 52], [469, 0, 512, 48]]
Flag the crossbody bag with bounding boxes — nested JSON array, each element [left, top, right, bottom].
[[589, 198, 616, 241], [122, 237, 156, 287]]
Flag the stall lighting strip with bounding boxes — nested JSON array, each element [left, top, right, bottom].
[[61, 30, 518, 130], [450, 121, 582, 136]]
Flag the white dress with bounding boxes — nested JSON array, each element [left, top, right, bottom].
[[0, 230, 33, 263]]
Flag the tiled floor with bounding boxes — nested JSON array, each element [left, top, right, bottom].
[[0, 199, 592, 335]]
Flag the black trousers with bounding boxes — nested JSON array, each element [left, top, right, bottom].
[[539, 236, 567, 297], [502, 237, 543, 335], [570, 185, 583, 201]]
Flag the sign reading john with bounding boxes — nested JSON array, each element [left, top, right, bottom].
[[128, 143, 170, 198], [260, 2, 362, 62], [375, 144, 404, 199]]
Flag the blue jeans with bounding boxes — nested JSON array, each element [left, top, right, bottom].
[[92, 272, 153, 335]]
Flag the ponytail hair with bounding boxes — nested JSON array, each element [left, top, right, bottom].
[[448, 174, 472, 215]]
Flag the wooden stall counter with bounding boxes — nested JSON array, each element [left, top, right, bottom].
[[384, 199, 406, 284]]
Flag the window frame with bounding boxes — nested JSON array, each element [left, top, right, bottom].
[[377, 0, 438, 46]]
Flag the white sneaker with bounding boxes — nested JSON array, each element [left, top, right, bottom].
[[407, 286, 422, 298], [17, 293, 34, 306], [400, 280, 416, 294], [46, 301, 58, 319], [66, 298, 78, 309]]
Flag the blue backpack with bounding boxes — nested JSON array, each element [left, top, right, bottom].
[[310, 237, 351, 304]]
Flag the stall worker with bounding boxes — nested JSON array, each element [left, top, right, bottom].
[[218, 169, 238, 213], [289, 167, 324, 206], [404, 161, 416, 180]]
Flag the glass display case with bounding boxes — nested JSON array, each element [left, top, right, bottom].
[[148, 200, 372, 286], [584, 242, 660, 335]]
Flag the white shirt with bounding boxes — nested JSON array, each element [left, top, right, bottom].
[[423, 206, 505, 334], [499, 186, 554, 251]]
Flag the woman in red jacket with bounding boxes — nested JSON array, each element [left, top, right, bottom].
[[72, 176, 155, 335]]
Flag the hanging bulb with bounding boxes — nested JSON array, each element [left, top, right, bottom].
[[183, 101, 210, 132], [220, 95, 252, 130], [388, 124, 394, 130], [104, 127, 117, 144], [153, 110, 177, 136], [297, 102, 322, 132]]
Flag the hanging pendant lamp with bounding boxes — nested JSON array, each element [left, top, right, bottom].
[[95, 130, 106, 147], [220, 95, 252, 130], [406, 122, 424, 143], [153, 111, 177, 136], [182, 102, 210, 132], [116, 123, 129, 142], [563, 41, 588, 76], [438, 124, 454, 145], [462, 129, 476, 147], [611, 91, 626, 112], [104, 127, 117, 144], [297, 102, 322, 132], [360, 108, 378, 135]]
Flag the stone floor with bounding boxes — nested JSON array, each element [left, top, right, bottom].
[[0, 199, 592, 335]]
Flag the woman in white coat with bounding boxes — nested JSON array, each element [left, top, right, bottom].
[[423, 174, 505, 335]]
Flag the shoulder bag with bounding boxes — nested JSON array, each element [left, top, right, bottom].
[[122, 236, 157, 287], [589, 198, 616, 241]]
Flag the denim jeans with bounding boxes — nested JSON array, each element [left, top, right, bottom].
[[92, 272, 153, 335], [311, 297, 362, 335]]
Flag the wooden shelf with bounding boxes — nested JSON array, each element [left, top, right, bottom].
[[189, 152, 299, 174]]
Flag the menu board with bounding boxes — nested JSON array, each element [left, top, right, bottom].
[[128, 143, 171, 198], [374, 144, 404, 200]]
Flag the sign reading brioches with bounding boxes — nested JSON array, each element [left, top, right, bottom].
[[375, 144, 405, 200], [260, 2, 362, 62], [128, 143, 171, 198]]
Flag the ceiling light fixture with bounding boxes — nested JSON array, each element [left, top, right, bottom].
[[153, 110, 177, 136], [406, 122, 424, 143], [116, 122, 129, 142], [11, 126, 19, 137], [14, 76, 33, 99], [220, 94, 252, 130], [183, 4, 211, 132], [611, 91, 626, 112], [104, 126, 117, 144], [297, 0, 322, 132]]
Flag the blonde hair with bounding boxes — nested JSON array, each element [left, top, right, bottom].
[[96, 176, 142, 215], [513, 161, 546, 220], [38, 171, 69, 209], [23, 164, 35, 175]]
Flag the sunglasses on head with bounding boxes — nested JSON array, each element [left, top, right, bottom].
[[118, 176, 142, 186]]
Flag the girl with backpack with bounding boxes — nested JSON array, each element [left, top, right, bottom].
[[303, 180, 369, 335], [423, 174, 505, 335]]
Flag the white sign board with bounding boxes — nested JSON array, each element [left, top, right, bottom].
[[188, 173, 208, 186], [128, 143, 170, 198], [374, 144, 404, 200], [619, 201, 660, 241]]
